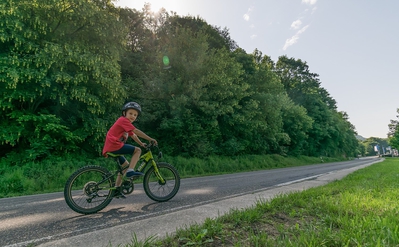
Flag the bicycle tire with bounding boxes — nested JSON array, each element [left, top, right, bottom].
[[64, 165, 115, 215], [143, 162, 180, 202]]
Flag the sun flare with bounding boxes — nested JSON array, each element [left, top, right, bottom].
[[115, 0, 169, 12]]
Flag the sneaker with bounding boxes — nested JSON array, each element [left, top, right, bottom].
[[113, 187, 126, 199], [126, 168, 144, 178]]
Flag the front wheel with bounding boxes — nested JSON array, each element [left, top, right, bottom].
[[143, 162, 180, 202], [64, 165, 115, 215]]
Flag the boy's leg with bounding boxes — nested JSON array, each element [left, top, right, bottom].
[[114, 160, 128, 199], [114, 149, 141, 177], [110, 144, 143, 179], [110, 145, 134, 186], [128, 147, 142, 170], [115, 173, 124, 187], [115, 157, 129, 187], [124, 147, 144, 178]]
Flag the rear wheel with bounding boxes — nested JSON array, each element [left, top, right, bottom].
[[64, 165, 115, 214], [143, 162, 180, 202]]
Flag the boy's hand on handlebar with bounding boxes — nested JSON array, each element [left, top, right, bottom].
[[150, 139, 158, 146]]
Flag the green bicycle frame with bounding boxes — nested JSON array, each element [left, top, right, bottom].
[[135, 149, 166, 184]]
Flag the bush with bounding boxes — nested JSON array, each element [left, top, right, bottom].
[[0, 169, 24, 195]]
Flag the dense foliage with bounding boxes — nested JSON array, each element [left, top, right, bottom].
[[361, 137, 388, 156], [1, 0, 361, 166], [388, 108, 399, 149], [1, 0, 126, 163]]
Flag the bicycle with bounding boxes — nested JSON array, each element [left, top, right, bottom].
[[64, 142, 180, 215]]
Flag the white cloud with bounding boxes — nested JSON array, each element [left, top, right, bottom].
[[243, 6, 254, 21], [302, 0, 317, 5], [283, 25, 309, 50], [283, 36, 299, 51], [297, 25, 309, 34], [250, 34, 257, 40], [291, 19, 302, 30]]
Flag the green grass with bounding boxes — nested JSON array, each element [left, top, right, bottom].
[[0, 153, 343, 198], [113, 158, 399, 247], [0, 156, 116, 197]]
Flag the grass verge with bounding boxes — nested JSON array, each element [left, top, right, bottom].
[[115, 157, 399, 246]]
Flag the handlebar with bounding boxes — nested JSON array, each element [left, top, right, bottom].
[[143, 140, 158, 150], [144, 141, 162, 160]]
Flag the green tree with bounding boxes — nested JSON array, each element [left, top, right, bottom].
[[276, 56, 335, 156], [331, 111, 359, 157], [118, 12, 249, 157], [0, 0, 126, 162], [229, 49, 287, 155], [245, 51, 314, 155], [157, 27, 247, 156], [275, 56, 359, 157], [362, 137, 389, 156], [0, 0, 361, 162], [280, 97, 313, 155], [388, 108, 399, 149]]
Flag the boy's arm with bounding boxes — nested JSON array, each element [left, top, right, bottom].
[[131, 134, 145, 147], [133, 129, 158, 145]]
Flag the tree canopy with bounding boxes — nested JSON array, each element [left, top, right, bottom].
[[388, 108, 399, 149], [1, 0, 361, 164]]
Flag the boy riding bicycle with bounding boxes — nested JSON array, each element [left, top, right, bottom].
[[102, 101, 157, 198]]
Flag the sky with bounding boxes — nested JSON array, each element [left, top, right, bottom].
[[114, 0, 399, 139]]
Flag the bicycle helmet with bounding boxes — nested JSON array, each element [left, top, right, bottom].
[[121, 102, 141, 116]]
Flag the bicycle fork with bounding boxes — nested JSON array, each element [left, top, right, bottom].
[[140, 151, 166, 184], [151, 160, 166, 184]]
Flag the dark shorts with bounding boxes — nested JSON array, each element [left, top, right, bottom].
[[110, 144, 136, 164]]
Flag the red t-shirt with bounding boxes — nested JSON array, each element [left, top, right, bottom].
[[102, 117, 136, 156]]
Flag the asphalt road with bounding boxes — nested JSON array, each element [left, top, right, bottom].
[[0, 156, 381, 247]]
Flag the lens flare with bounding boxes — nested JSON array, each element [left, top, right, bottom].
[[163, 56, 170, 66]]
